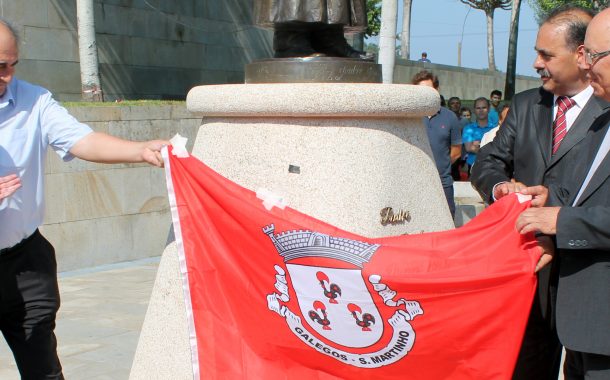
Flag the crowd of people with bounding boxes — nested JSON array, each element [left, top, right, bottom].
[[414, 5, 610, 379], [411, 71, 509, 218]]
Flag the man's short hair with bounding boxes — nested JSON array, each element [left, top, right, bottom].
[[541, 5, 596, 51], [448, 96, 460, 103], [411, 70, 439, 89], [490, 90, 502, 98], [474, 97, 490, 107], [0, 18, 19, 44]]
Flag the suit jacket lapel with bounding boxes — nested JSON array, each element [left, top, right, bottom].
[[535, 90, 554, 167], [572, 118, 610, 205], [575, 151, 610, 205]]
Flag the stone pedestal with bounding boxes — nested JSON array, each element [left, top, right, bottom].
[[130, 83, 452, 379]]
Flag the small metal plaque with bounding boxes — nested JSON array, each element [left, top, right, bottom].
[[380, 207, 411, 226], [245, 57, 382, 84], [288, 165, 300, 174]]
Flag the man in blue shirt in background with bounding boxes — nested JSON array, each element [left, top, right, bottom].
[[0, 19, 167, 379], [463, 97, 497, 173], [412, 70, 462, 218]]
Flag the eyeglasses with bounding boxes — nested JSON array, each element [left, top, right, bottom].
[[584, 48, 610, 66], [0, 60, 18, 71]]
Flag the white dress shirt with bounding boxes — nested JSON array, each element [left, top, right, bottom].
[[573, 124, 610, 205], [552, 85, 594, 133], [0, 78, 92, 249]]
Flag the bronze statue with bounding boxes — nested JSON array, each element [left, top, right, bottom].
[[254, 0, 371, 59]]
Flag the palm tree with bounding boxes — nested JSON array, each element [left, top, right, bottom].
[[76, 0, 103, 101], [504, 0, 521, 100], [460, 0, 511, 71], [378, 0, 399, 83], [400, 0, 413, 59]]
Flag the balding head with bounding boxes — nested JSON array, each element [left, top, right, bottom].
[[0, 19, 18, 47], [0, 19, 19, 96], [582, 8, 610, 101], [586, 8, 610, 48]]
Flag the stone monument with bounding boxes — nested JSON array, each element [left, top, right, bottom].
[[130, 4, 454, 378]]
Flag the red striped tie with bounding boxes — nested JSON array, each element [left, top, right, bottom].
[[552, 96, 576, 155]]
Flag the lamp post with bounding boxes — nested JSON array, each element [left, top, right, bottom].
[[458, 7, 471, 67]]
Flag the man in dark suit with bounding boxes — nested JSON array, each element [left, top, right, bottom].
[[516, 8, 610, 379], [470, 6, 610, 380]]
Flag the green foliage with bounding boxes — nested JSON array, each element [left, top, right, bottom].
[[528, 0, 609, 22], [366, 0, 382, 37]]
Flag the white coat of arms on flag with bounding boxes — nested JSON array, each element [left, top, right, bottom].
[[264, 224, 424, 368]]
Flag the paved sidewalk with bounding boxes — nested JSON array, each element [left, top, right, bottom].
[[0, 257, 160, 380]]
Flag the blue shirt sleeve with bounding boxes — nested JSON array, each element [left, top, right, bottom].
[[39, 91, 93, 161]]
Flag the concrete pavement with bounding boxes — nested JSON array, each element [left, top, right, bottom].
[[0, 257, 160, 380]]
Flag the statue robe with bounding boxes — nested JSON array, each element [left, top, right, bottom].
[[254, 0, 367, 32]]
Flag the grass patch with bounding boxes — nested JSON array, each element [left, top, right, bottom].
[[62, 100, 185, 107]]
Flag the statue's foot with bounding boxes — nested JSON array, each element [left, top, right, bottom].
[[311, 27, 374, 60], [273, 29, 318, 58]]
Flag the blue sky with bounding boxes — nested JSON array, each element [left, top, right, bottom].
[[370, 0, 541, 77]]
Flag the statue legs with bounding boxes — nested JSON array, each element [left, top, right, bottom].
[[273, 22, 370, 59]]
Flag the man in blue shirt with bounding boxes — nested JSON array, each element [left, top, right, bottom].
[[0, 19, 167, 379], [462, 97, 497, 173], [412, 70, 462, 218], [487, 89, 502, 126]]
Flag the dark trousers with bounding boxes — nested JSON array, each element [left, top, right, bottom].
[[0, 230, 64, 379], [511, 288, 562, 380], [564, 349, 610, 380]]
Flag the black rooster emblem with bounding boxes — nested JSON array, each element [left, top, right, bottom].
[[309, 301, 332, 330], [316, 271, 341, 304], [348, 303, 375, 331]]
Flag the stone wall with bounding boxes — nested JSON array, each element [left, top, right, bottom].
[[5, 0, 272, 101], [4, 1, 538, 102], [40, 104, 201, 271], [394, 59, 540, 100]]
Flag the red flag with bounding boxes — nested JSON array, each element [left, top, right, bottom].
[[164, 147, 540, 380]]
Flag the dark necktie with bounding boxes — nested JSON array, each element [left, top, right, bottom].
[[552, 96, 576, 155]]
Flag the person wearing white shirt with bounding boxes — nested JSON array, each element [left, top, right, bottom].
[[0, 19, 167, 379], [516, 7, 610, 379], [469, 6, 610, 380]]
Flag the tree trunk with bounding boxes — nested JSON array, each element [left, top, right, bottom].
[[486, 10, 496, 72], [400, 0, 412, 59], [504, 0, 521, 100], [77, 0, 103, 101], [379, 0, 398, 83]]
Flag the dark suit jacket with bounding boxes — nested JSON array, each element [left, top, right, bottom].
[[471, 87, 610, 203], [470, 87, 610, 320], [548, 113, 610, 355]]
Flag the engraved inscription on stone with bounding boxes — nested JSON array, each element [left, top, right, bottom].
[[380, 207, 411, 226]]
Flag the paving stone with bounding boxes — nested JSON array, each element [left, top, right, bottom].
[[0, 258, 159, 380]]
